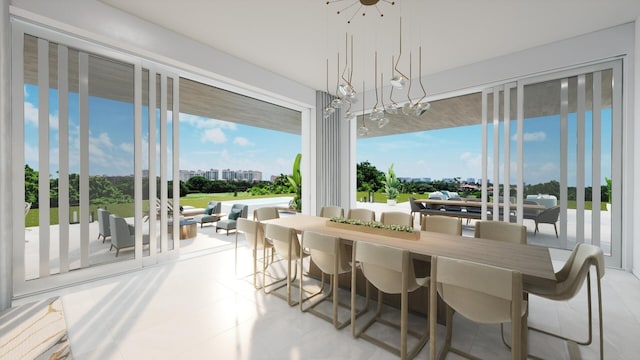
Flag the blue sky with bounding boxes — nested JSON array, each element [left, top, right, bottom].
[[23, 84, 612, 186]]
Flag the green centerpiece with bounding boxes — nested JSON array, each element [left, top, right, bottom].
[[327, 216, 419, 240]]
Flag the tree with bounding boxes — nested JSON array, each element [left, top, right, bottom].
[[186, 176, 210, 193], [356, 161, 384, 192], [24, 164, 39, 206]]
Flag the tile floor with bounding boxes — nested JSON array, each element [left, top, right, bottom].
[[15, 236, 640, 360]]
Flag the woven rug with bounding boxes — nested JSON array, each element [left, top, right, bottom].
[[0, 297, 72, 359]]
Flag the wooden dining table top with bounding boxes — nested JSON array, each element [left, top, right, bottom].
[[262, 214, 557, 289]]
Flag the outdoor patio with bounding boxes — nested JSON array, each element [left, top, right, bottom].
[[23, 199, 610, 281]]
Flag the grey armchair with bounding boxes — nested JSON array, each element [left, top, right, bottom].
[[534, 206, 561, 238], [216, 204, 248, 235], [97, 208, 111, 243], [109, 214, 149, 256]]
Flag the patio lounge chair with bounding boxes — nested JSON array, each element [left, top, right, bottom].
[[533, 206, 561, 238], [97, 208, 111, 243], [109, 214, 149, 256], [216, 204, 248, 235]]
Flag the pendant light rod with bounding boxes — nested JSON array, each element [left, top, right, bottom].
[[393, 17, 409, 83], [417, 46, 427, 104], [406, 51, 413, 105], [373, 51, 379, 109]]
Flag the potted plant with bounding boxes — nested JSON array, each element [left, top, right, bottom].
[[383, 164, 400, 206]]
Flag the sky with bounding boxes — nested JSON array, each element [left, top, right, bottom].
[[23, 84, 612, 186]]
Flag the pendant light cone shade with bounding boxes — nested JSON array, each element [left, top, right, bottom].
[[402, 102, 413, 115], [331, 98, 344, 108], [323, 106, 335, 119], [344, 108, 356, 121], [370, 107, 384, 120], [414, 101, 431, 116], [390, 75, 407, 89], [377, 117, 390, 128]]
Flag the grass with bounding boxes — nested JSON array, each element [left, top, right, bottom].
[[25, 193, 293, 227]]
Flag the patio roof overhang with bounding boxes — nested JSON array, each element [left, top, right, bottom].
[[24, 36, 612, 139]]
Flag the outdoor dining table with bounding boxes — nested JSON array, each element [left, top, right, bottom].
[[261, 214, 556, 359], [415, 198, 547, 211]]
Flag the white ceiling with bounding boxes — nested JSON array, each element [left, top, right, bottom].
[[100, 0, 640, 94]]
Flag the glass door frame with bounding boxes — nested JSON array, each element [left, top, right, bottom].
[[482, 59, 622, 267], [11, 19, 180, 297]]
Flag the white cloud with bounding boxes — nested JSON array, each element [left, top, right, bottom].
[[233, 137, 252, 146], [512, 131, 546, 142], [459, 152, 482, 173], [24, 101, 59, 130], [120, 143, 134, 154], [24, 102, 38, 126], [202, 128, 227, 144]]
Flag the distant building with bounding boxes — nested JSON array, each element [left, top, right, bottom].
[[220, 169, 262, 182], [466, 177, 476, 184], [179, 168, 220, 182]]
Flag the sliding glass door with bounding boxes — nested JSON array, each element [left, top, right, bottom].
[[482, 60, 622, 267], [12, 20, 180, 296]]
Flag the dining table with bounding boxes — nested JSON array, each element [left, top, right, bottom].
[[261, 214, 556, 359]]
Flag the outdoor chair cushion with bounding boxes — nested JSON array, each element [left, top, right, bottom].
[[229, 209, 241, 220]]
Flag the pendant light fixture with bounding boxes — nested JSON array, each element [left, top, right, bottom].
[[369, 52, 384, 121], [390, 17, 409, 89], [323, 59, 336, 119], [414, 46, 431, 116], [358, 80, 369, 136]]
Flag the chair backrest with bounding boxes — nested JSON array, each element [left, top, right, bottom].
[[552, 243, 605, 300], [230, 204, 249, 219], [348, 208, 375, 222], [474, 221, 527, 244], [301, 231, 350, 275], [98, 208, 111, 237], [207, 201, 221, 214], [320, 206, 344, 218], [237, 218, 269, 250], [380, 211, 412, 226], [421, 215, 462, 235], [264, 223, 301, 260], [408, 197, 425, 212], [254, 206, 280, 221], [109, 214, 134, 248], [355, 241, 421, 294], [537, 206, 560, 224], [433, 255, 522, 324]]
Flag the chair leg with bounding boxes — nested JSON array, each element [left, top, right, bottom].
[[554, 223, 558, 238], [523, 272, 603, 360]]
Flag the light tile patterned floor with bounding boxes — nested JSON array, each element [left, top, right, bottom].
[[15, 238, 640, 360]]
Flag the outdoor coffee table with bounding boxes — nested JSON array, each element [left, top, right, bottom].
[[167, 218, 198, 240]]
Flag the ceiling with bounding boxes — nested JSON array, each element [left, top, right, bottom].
[[99, 0, 640, 94], [79, 1, 640, 137]]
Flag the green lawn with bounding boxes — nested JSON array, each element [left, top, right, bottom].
[[25, 193, 293, 227]]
